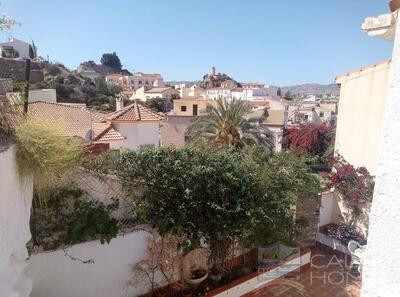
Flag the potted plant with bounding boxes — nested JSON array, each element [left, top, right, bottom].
[[184, 266, 208, 286], [209, 267, 223, 282]]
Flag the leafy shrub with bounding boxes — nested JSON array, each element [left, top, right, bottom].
[[115, 146, 321, 269], [14, 117, 82, 176], [31, 187, 121, 248], [328, 155, 374, 206], [283, 124, 332, 159], [66, 198, 121, 244]]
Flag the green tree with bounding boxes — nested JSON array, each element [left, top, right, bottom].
[[112, 146, 321, 271], [187, 98, 275, 150], [284, 90, 293, 100], [115, 146, 265, 270], [143, 97, 168, 112], [100, 52, 122, 70], [243, 150, 322, 246], [94, 76, 109, 95], [277, 87, 282, 97]]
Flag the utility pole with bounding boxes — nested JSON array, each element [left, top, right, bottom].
[[23, 59, 31, 114]]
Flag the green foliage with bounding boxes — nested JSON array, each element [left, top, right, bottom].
[[107, 83, 123, 96], [115, 146, 263, 266], [277, 87, 282, 97], [113, 145, 321, 268], [82, 149, 121, 175], [31, 187, 121, 249], [12, 80, 27, 93], [66, 198, 121, 244], [187, 98, 275, 150], [243, 150, 322, 246], [283, 90, 294, 100], [143, 97, 168, 112], [100, 52, 122, 70], [14, 117, 82, 177], [95, 76, 109, 95]]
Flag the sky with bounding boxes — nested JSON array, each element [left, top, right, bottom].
[[0, 0, 394, 86]]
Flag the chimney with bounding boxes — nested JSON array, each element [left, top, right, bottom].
[[116, 93, 124, 111], [212, 66, 216, 76]]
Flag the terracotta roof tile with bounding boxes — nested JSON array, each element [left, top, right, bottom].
[[144, 87, 172, 93], [104, 102, 164, 121], [27, 101, 124, 142]]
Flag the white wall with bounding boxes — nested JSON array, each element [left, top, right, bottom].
[[29, 231, 151, 297], [335, 61, 390, 175], [28, 89, 57, 103], [111, 122, 160, 150], [266, 126, 283, 152], [361, 12, 400, 297], [319, 192, 334, 227], [0, 38, 31, 59], [0, 145, 33, 297]]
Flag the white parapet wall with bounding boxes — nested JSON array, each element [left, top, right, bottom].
[[29, 230, 152, 297], [0, 145, 33, 297], [361, 9, 400, 297]]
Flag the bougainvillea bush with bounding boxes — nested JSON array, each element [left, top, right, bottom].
[[283, 124, 332, 159], [328, 156, 375, 207]]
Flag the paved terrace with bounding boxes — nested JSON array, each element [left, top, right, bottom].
[[258, 248, 361, 297]]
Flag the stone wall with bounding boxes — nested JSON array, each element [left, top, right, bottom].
[[0, 58, 44, 83]]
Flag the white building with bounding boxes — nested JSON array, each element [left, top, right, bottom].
[[133, 87, 178, 101], [104, 102, 164, 149], [205, 87, 233, 100], [0, 37, 36, 59], [105, 72, 165, 91]]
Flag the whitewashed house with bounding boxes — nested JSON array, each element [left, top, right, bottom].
[[104, 101, 164, 149], [0, 37, 36, 59]]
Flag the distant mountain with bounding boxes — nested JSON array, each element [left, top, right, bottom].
[[166, 80, 340, 96], [280, 83, 340, 96]]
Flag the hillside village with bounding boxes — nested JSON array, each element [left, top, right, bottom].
[[0, 37, 339, 152], [1, 1, 400, 297]]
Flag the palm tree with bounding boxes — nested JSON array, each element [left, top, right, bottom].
[[186, 98, 275, 150]]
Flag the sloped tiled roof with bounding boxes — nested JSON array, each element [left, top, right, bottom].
[[104, 102, 164, 122], [28, 101, 124, 142], [248, 109, 285, 127], [144, 87, 172, 93]]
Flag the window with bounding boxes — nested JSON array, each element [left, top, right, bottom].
[[206, 105, 213, 112], [304, 115, 309, 120], [181, 106, 187, 112], [193, 104, 198, 116], [319, 112, 324, 117], [145, 80, 149, 85], [138, 80, 142, 85]]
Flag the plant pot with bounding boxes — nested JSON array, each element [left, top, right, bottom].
[[209, 268, 223, 282], [390, 0, 400, 12], [181, 289, 192, 297], [184, 268, 208, 286]]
